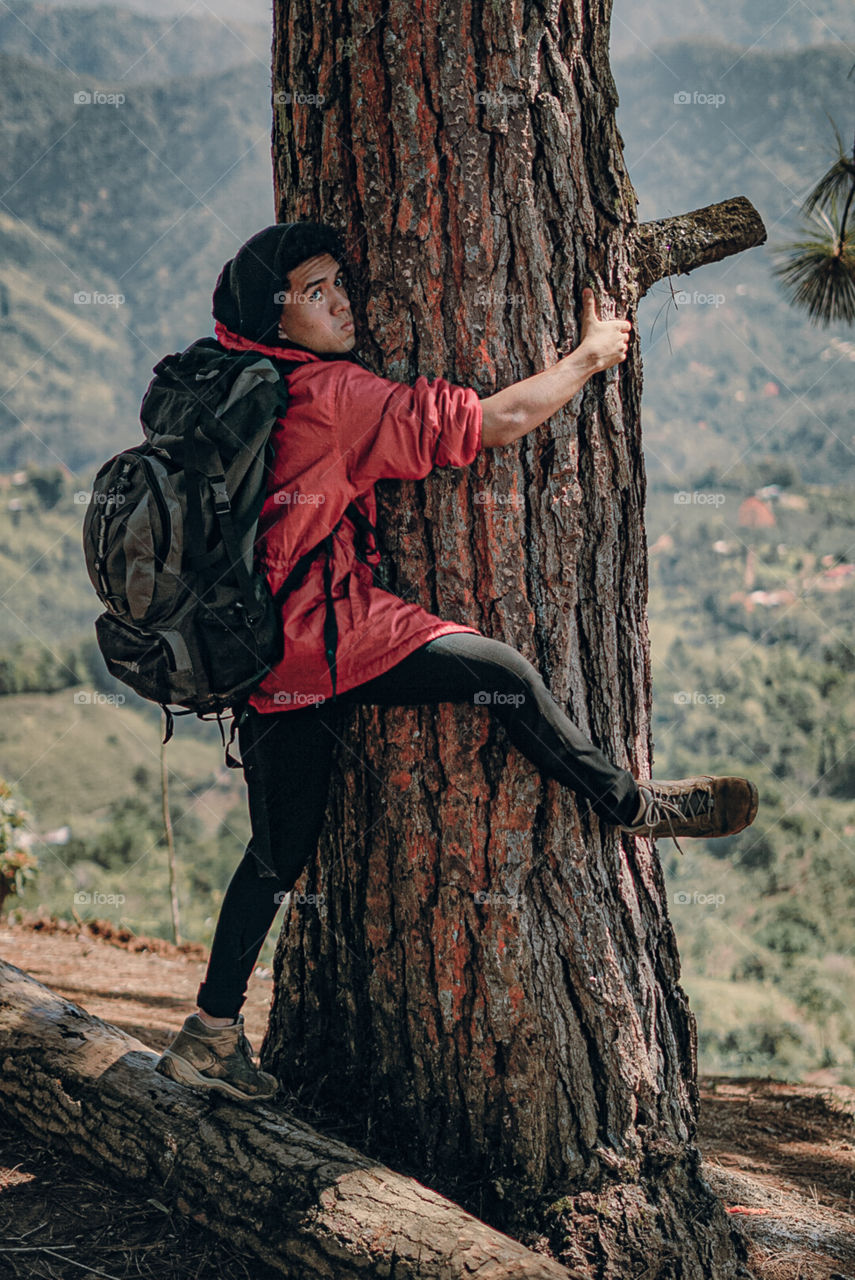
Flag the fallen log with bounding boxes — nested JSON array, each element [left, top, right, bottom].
[[0, 959, 580, 1280]]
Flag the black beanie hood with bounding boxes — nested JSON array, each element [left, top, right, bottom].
[[212, 221, 349, 346]]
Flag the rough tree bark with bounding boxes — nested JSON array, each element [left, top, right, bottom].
[[0, 959, 583, 1280], [265, 1, 763, 1274]]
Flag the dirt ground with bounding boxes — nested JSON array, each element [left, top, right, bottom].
[[1, 915, 853, 1280]]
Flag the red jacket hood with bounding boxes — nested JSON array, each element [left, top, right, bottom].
[[213, 320, 355, 369]]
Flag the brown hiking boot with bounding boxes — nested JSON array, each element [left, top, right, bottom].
[[154, 1012, 278, 1104], [620, 775, 759, 848]]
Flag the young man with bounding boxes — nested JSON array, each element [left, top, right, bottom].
[[154, 222, 758, 1103]]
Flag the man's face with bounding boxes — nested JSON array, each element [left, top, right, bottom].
[[277, 252, 356, 354]]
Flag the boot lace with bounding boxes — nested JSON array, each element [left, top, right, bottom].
[[641, 785, 714, 855]]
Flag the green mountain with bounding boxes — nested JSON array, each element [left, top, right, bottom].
[[0, 50, 275, 470], [0, 0, 269, 80], [615, 40, 855, 483], [610, 0, 854, 57], [0, 210, 141, 472], [0, 27, 851, 480]]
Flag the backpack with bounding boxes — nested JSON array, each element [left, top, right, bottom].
[[82, 338, 381, 759]]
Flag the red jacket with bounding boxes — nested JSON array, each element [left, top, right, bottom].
[[214, 322, 484, 713]]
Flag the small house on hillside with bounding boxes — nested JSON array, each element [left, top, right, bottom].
[[738, 496, 776, 528]]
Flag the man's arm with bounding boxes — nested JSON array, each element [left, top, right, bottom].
[[336, 362, 483, 489], [480, 289, 632, 448]]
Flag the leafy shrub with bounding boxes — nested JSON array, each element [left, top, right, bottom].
[[755, 903, 823, 962], [0, 778, 36, 913]]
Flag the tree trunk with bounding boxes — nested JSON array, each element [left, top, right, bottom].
[[0, 959, 585, 1280], [267, 1, 760, 1273]]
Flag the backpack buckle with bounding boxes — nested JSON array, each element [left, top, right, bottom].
[[209, 477, 231, 514]]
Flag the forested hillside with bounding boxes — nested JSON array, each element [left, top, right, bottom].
[[0, 50, 273, 470], [0, 26, 852, 476], [616, 40, 854, 482]]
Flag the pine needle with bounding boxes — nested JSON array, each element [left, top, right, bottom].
[[802, 118, 855, 215], [773, 206, 855, 327]]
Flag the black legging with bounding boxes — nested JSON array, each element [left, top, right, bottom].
[[196, 631, 639, 1018]]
